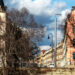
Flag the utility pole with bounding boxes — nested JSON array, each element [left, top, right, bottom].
[[54, 14, 61, 68], [54, 15, 57, 68]]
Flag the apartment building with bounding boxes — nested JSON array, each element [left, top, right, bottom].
[[64, 6, 75, 65], [34, 42, 65, 67]]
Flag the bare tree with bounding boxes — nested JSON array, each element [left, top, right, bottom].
[[3, 7, 45, 70]]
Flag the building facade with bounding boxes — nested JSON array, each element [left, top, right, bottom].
[[0, 0, 6, 68], [34, 42, 65, 67], [66, 7, 75, 65]]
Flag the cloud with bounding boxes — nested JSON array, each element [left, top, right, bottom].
[[4, 0, 67, 25], [5, 0, 68, 25], [5, 0, 51, 15], [4, 0, 70, 45], [5, 0, 66, 15], [59, 9, 71, 25]]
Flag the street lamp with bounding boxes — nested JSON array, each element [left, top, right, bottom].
[[48, 33, 54, 47], [54, 14, 61, 68]]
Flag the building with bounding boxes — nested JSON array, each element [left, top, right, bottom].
[[66, 6, 75, 65], [0, 0, 21, 68], [0, 0, 6, 68], [34, 42, 65, 67]]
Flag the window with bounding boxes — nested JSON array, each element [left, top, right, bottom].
[[72, 39, 75, 47], [73, 52, 75, 59], [73, 26, 75, 34]]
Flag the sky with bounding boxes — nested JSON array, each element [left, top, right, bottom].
[[4, 0, 75, 47]]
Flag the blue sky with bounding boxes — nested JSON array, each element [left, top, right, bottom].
[[52, 0, 74, 8], [63, 0, 75, 7], [4, 0, 75, 46]]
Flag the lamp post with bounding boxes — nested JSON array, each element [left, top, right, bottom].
[[54, 14, 61, 68], [48, 33, 54, 66], [48, 33, 53, 47]]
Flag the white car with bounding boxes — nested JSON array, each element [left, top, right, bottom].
[[47, 63, 55, 68]]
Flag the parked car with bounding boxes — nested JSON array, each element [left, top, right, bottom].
[[47, 62, 55, 68]]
